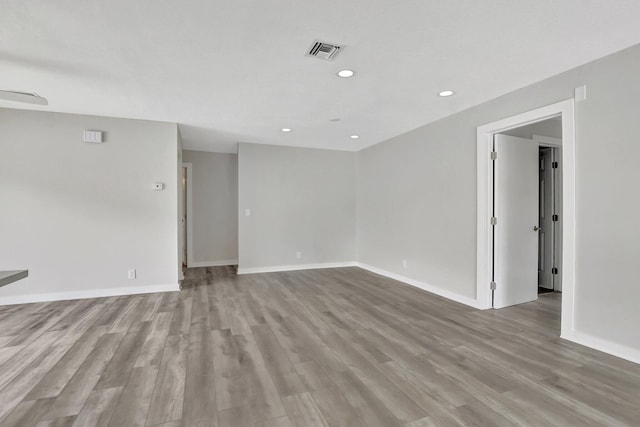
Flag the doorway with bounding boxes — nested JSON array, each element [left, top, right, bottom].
[[537, 144, 562, 294], [182, 162, 193, 268], [182, 166, 188, 268], [476, 99, 576, 338], [490, 128, 562, 308]]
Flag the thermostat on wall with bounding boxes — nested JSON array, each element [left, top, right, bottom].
[[83, 130, 103, 143], [152, 183, 164, 191]]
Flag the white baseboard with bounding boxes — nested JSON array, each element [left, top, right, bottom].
[[0, 283, 180, 306], [188, 260, 238, 268], [356, 262, 484, 309], [561, 330, 640, 365], [237, 261, 357, 275]]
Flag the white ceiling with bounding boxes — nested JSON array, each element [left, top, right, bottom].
[[2, 1, 640, 153]]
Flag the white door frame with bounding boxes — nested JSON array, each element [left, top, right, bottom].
[[182, 162, 194, 268], [476, 99, 576, 339]]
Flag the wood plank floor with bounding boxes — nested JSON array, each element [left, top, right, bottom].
[[0, 266, 639, 426]]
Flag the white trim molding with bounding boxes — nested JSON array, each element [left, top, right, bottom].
[[238, 262, 357, 275], [476, 99, 577, 339], [357, 263, 485, 309], [0, 283, 180, 306], [562, 331, 640, 365], [189, 260, 238, 268]]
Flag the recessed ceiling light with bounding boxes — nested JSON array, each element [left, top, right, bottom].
[[281, 128, 292, 132], [337, 69, 355, 78], [350, 135, 359, 139], [438, 90, 455, 97]]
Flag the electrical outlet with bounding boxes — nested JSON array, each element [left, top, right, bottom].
[[128, 269, 136, 279], [296, 251, 302, 260], [245, 208, 251, 217], [402, 259, 407, 269]]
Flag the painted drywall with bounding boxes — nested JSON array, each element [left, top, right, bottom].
[[357, 44, 640, 353], [0, 108, 179, 303], [238, 143, 356, 271], [182, 150, 238, 265]]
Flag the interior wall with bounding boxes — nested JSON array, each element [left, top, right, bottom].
[[357, 44, 640, 354], [0, 108, 179, 303], [182, 150, 238, 265], [238, 143, 356, 271]]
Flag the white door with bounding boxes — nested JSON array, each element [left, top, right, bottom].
[[493, 134, 539, 308], [552, 147, 563, 291], [181, 167, 188, 268], [539, 148, 554, 289]]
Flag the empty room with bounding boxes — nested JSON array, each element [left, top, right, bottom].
[[1, 1, 640, 426]]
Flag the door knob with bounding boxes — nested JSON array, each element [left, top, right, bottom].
[[533, 226, 540, 231]]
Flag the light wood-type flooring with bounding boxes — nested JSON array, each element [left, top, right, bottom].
[[0, 266, 639, 426]]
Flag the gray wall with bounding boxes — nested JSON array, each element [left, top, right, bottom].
[[0, 108, 179, 301], [182, 150, 238, 264], [357, 44, 640, 351], [238, 143, 356, 270]]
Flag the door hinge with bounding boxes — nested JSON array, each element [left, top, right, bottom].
[[490, 217, 497, 225], [552, 161, 559, 169], [552, 267, 558, 275], [490, 151, 498, 160], [490, 281, 497, 290], [552, 214, 559, 222]]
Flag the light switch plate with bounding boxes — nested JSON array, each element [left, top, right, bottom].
[[83, 130, 103, 143]]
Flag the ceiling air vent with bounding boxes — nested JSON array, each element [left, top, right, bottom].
[[306, 40, 343, 61]]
